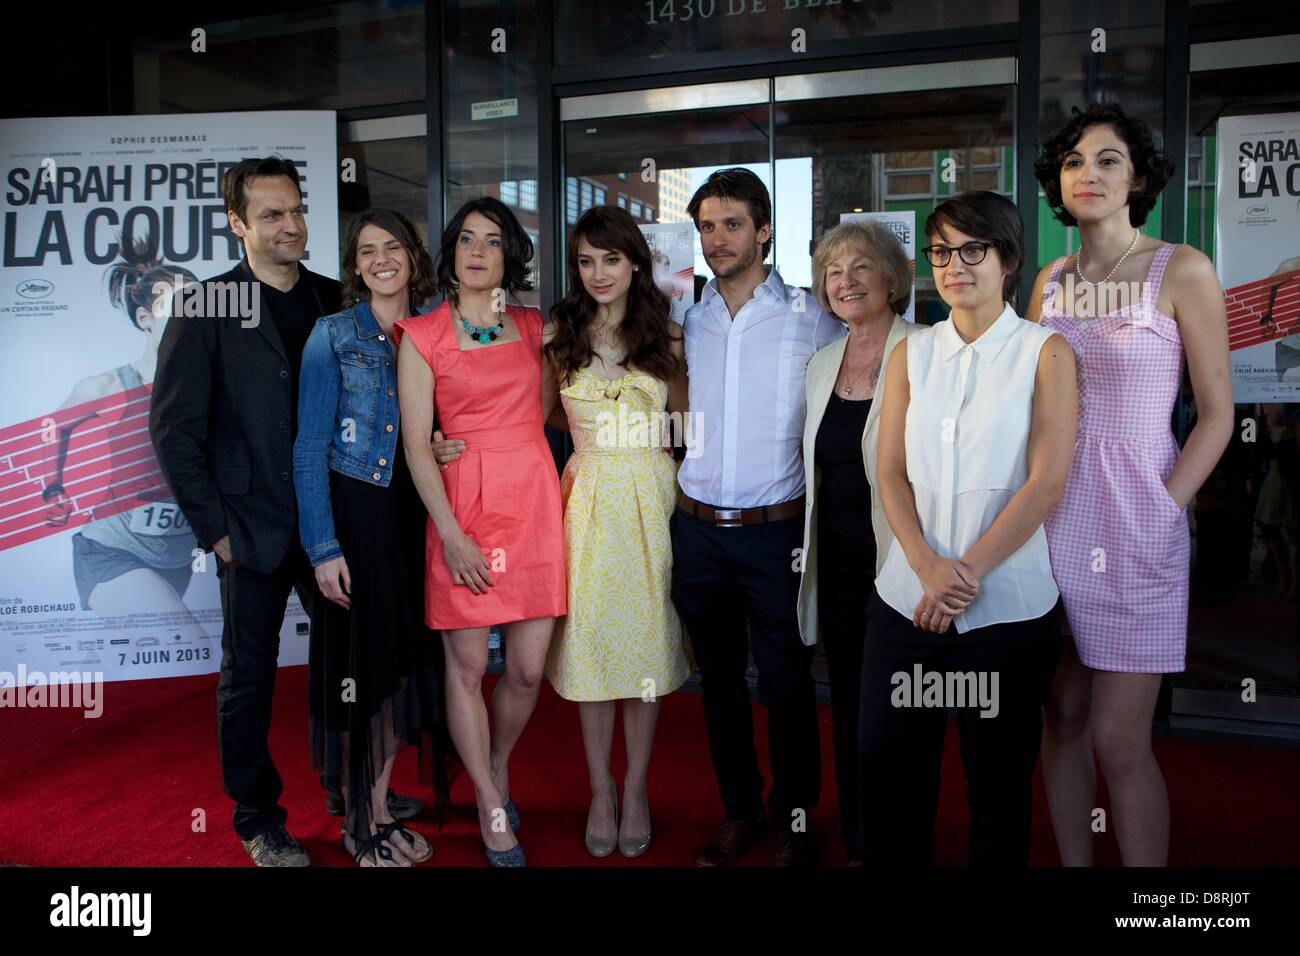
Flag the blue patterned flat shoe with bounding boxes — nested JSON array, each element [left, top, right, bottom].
[[484, 841, 526, 867]]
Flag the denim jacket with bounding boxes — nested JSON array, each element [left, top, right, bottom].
[[293, 301, 401, 566]]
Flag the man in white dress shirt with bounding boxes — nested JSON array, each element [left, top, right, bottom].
[[671, 168, 844, 867]]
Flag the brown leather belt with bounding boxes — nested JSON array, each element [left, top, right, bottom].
[[677, 492, 805, 528]]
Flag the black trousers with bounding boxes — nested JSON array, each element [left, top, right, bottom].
[[858, 593, 1060, 866], [215, 543, 315, 839], [820, 581, 871, 862], [670, 507, 819, 830]]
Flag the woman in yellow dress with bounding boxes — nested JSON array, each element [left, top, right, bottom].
[[546, 206, 691, 858]]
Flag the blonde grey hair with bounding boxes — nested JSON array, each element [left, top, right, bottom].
[[811, 220, 911, 318]]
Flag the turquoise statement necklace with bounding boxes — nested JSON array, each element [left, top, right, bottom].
[[455, 302, 505, 344]]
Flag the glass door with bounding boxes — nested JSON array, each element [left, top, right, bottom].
[[1172, 36, 1300, 737], [560, 78, 772, 295], [558, 58, 1017, 321]]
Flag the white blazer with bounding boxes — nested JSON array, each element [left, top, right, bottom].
[[796, 314, 919, 647]]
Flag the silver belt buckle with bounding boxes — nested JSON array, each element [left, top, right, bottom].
[[713, 508, 742, 527]]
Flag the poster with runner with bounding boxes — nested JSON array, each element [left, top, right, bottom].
[[1214, 112, 1300, 402], [840, 210, 916, 324], [640, 222, 696, 326], [0, 111, 339, 683]]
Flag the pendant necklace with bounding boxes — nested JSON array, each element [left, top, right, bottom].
[[841, 338, 886, 397], [456, 303, 505, 344], [1076, 229, 1140, 287]]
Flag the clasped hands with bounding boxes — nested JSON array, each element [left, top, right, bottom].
[[912, 556, 980, 634]]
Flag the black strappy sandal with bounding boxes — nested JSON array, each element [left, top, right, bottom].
[[375, 820, 433, 864], [341, 830, 398, 867]]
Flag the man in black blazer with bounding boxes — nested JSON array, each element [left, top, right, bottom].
[[149, 157, 339, 866]]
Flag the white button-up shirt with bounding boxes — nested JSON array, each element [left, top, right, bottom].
[[675, 267, 844, 509], [874, 304, 1059, 633]]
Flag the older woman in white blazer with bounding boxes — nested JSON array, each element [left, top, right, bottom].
[[796, 219, 919, 864]]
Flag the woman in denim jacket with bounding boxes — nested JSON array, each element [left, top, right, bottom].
[[293, 208, 448, 866]]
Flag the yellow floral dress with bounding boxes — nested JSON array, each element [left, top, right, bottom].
[[545, 367, 692, 701]]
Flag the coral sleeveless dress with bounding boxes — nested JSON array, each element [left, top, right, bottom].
[[393, 303, 566, 630], [1039, 244, 1189, 673]]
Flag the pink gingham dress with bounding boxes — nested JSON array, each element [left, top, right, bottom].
[[1040, 244, 1189, 673]]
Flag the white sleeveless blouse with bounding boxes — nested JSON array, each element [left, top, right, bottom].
[[875, 304, 1059, 633]]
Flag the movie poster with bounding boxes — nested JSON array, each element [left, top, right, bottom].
[[840, 210, 916, 324], [1214, 112, 1300, 402], [640, 222, 696, 326], [0, 111, 339, 683]]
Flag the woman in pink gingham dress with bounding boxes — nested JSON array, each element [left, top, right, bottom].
[[1028, 104, 1233, 868], [1039, 244, 1188, 671]]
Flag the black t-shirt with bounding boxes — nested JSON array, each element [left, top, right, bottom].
[[262, 269, 322, 438]]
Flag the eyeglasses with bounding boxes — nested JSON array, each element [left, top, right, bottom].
[[920, 241, 990, 268]]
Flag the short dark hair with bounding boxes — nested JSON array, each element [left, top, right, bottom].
[[687, 167, 773, 259], [925, 190, 1024, 302], [435, 196, 534, 300], [222, 156, 302, 224], [1034, 102, 1174, 228], [340, 209, 437, 314]]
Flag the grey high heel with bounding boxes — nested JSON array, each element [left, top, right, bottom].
[[585, 778, 620, 858], [618, 790, 652, 858]]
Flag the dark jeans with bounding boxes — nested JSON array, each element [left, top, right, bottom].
[[216, 543, 315, 839], [670, 507, 819, 831], [858, 593, 1061, 866]]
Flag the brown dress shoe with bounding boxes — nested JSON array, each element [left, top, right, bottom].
[[696, 818, 767, 867], [773, 831, 818, 868]]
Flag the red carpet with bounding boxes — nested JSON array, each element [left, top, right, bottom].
[[1, 666, 1297, 867]]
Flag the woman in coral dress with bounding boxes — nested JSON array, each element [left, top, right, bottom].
[[1028, 104, 1233, 866], [395, 197, 566, 867]]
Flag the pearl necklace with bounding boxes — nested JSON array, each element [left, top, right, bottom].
[[1076, 229, 1140, 287]]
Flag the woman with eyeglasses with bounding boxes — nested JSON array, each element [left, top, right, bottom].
[[861, 190, 1077, 866], [1027, 103, 1233, 867]]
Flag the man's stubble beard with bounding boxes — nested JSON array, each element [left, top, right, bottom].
[[709, 241, 760, 279]]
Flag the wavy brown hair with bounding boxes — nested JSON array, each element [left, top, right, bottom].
[[340, 208, 436, 314], [546, 205, 681, 385]]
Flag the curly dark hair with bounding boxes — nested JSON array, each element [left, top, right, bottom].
[[686, 166, 773, 259], [545, 205, 681, 385], [340, 208, 436, 314], [1034, 102, 1174, 228], [434, 196, 534, 301], [105, 223, 198, 329]]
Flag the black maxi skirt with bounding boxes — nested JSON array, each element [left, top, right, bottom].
[[308, 440, 450, 851]]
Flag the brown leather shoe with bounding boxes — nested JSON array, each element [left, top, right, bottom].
[[696, 818, 766, 867], [773, 831, 818, 868]]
